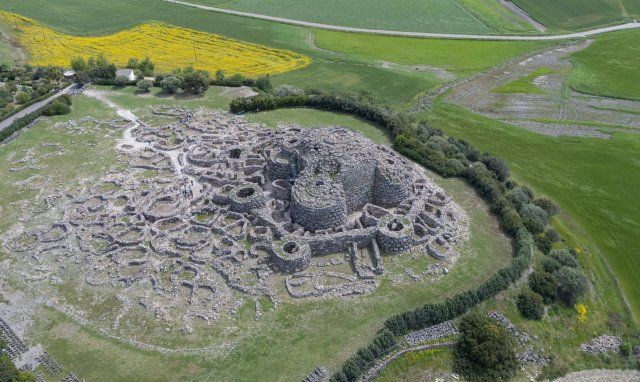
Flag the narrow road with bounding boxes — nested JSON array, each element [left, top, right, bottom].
[[0, 84, 75, 132], [165, 0, 640, 41]]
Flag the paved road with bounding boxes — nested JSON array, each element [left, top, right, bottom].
[[166, 0, 640, 41], [0, 84, 75, 132]]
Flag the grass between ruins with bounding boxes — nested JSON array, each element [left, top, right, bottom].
[[0, 88, 512, 381]]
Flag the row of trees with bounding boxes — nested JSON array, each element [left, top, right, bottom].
[[69, 55, 274, 95], [228, 88, 589, 381]]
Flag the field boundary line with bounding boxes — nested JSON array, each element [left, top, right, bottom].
[[165, 0, 640, 41]]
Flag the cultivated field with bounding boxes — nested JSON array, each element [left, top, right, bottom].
[[0, 11, 309, 77], [189, 0, 534, 34], [511, 0, 634, 31]]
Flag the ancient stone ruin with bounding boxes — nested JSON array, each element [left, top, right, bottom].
[[3, 107, 462, 324]]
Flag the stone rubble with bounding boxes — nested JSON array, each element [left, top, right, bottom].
[[404, 320, 458, 346], [580, 335, 623, 355]]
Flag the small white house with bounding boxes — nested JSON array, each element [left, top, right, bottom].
[[63, 69, 76, 79], [115, 69, 136, 81]]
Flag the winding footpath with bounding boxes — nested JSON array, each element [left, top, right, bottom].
[[0, 84, 75, 132], [165, 0, 640, 41]]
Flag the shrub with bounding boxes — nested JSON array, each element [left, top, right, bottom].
[[114, 76, 130, 87], [619, 343, 632, 357], [535, 234, 553, 254], [535, 197, 559, 216], [160, 76, 180, 94], [255, 74, 273, 92], [136, 79, 153, 92], [274, 85, 304, 97], [517, 290, 544, 320], [541, 256, 561, 273], [550, 248, 578, 267], [529, 271, 557, 304], [555, 267, 588, 306], [545, 228, 560, 243], [454, 313, 518, 382], [520, 203, 548, 233], [58, 94, 72, 105], [508, 187, 530, 205], [42, 100, 71, 116], [481, 153, 510, 181]]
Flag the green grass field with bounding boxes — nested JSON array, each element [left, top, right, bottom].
[[313, 30, 551, 77], [568, 29, 640, 101], [423, 100, 640, 321], [190, 0, 533, 34], [493, 67, 555, 94], [511, 0, 632, 31]]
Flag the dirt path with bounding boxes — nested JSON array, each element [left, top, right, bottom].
[[166, 0, 640, 41], [496, 0, 547, 33]]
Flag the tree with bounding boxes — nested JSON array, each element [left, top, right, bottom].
[[180, 68, 210, 95], [70, 56, 88, 72], [529, 271, 557, 304], [555, 267, 588, 306], [215, 69, 225, 83], [114, 76, 130, 87], [15, 91, 31, 104], [136, 79, 153, 92], [160, 76, 180, 94], [517, 290, 544, 320], [454, 313, 518, 382], [138, 57, 155, 77]]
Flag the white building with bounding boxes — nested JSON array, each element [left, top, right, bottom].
[[115, 69, 136, 81]]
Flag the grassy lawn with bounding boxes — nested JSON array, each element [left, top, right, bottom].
[[423, 100, 640, 321], [511, 0, 631, 31], [313, 31, 552, 77], [568, 29, 640, 101], [493, 67, 555, 94], [187, 0, 530, 34]]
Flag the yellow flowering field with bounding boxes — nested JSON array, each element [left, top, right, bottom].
[[1, 11, 310, 77]]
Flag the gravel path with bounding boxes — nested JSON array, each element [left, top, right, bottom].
[[166, 0, 640, 41]]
